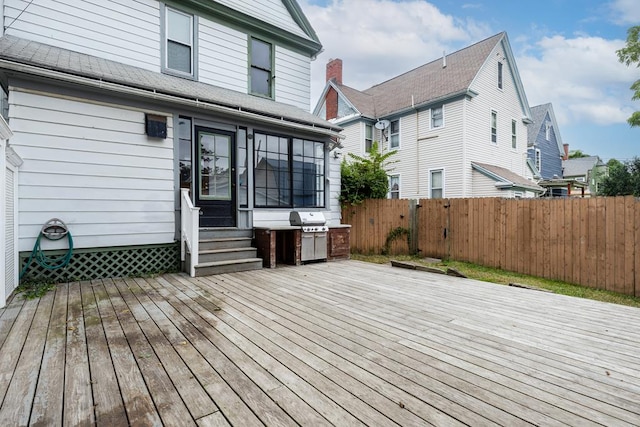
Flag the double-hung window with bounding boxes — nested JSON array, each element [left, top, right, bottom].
[[365, 124, 373, 152], [545, 122, 551, 140], [431, 106, 443, 129], [535, 148, 541, 172], [511, 119, 517, 149], [498, 62, 503, 89], [389, 175, 400, 199], [164, 7, 195, 77], [250, 38, 273, 97], [430, 169, 444, 199], [254, 133, 325, 208], [389, 119, 399, 149], [491, 110, 497, 144]]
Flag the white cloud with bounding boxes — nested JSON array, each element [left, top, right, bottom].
[[518, 35, 637, 126], [300, 1, 638, 131], [609, 0, 640, 25], [299, 0, 491, 108]]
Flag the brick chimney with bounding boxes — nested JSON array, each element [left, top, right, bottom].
[[326, 58, 342, 85], [563, 143, 569, 160]]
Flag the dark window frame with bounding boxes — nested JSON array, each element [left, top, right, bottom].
[[253, 131, 325, 208]]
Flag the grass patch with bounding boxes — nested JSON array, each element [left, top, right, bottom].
[[352, 254, 640, 308]]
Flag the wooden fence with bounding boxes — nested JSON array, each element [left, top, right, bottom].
[[342, 196, 640, 297]]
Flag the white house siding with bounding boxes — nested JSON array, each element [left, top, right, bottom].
[[4, 165, 16, 303], [471, 170, 504, 197], [198, 17, 248, 93], [213, 0, 311, 40], [275, 46, 311, 111], [336, 121, 363, 156], [9, 90, 175, 252], [464, 40, 530, 197], [3, 0, 160, 71], [390, 100, 465, 199]]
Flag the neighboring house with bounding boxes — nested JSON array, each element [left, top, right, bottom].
[[0, 0, 343, 298], [526, 103, 571, 197], [314, 32, 544, 199], [562, 156, 609, 196]]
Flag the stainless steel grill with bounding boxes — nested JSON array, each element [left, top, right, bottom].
[[289, 211, 328, 261]]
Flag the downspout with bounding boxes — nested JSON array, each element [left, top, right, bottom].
[[413, 95, 420, 195]]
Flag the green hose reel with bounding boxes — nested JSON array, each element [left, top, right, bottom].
[[20, 218, 74, 280]]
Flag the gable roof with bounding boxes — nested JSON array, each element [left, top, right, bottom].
[[0, 36, 340, 135], [528, 103, 564, 154], [562, 156, 605, 178], [318, 32, 531, 121], [472, 162, 544, 193]]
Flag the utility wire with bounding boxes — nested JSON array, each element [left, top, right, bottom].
[[4, 0, 35, 32]]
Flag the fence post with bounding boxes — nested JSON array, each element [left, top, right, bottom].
[[409, 199, 419, 255]]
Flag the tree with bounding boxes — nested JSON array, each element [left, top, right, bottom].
[[617, 25, 640, 127], [339, 142, 397, 206], [568, 149, 589, 159], [598, 157, 640, 196]]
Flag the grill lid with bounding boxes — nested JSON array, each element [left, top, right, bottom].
[[289, 211, 326, 226]]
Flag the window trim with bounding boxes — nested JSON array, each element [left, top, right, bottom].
[[511, 118, 517, 149], [430, 105, 444, 129], [389, 174, 400, 199], [545, 121, 551, 140], [365, 123, 373, 153], [497, 61, 503, 89], [161, 5, 198, 79], [389, 118, 400, 149], [429, 168, 444, 199], [491, 110, 497, 145], [249, 36, 275, 99]]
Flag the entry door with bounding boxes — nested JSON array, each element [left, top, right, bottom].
[[195, 127, 235, 227]]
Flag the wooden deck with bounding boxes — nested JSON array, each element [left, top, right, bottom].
[[1, 260, 640, 426]]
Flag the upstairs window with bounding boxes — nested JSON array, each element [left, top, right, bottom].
[[545, 122, 551, 140], [431, 106, 443, 129], [250, 38, 273, 97], [491, 110, 497, 144], [365, 123, 373, 152], [498, 62, 503, 89], [511, 119, 517, 149], [535, 148, 542, 172], [164, 7, 195, 76], [389, 119, 399, 149]]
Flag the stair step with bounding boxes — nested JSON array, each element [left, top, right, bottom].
[[199, 237, 253, 251], [194, 258, 263, 276], [199, 228, 253, 240], [198, 247, 258, 263]]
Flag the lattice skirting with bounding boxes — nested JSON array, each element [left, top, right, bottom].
[[19, 243, 180, 283]]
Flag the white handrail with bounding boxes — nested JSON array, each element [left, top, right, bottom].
[[180, 189, 199, 277]]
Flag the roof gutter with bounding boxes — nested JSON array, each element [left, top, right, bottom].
[[378, 89, 478, 120], [0, 59, 342, 137]]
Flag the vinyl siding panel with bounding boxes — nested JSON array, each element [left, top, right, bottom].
[[10, 90, 175, 251], [5, 166, 16, 300], [275, 46, 311, 110], [4, 0, 160, 71], [198, 17, 248, 92], [465, 41, 530, 197], [213, 0, 311, 40], [472, 170, 504, 197], [337, 121, 364, 156]]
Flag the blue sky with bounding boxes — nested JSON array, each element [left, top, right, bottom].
[[299, 0, 640, 162]]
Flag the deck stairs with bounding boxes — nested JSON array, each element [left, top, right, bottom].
[[187, 228, 262, 276]]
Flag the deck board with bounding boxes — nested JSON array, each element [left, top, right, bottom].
[[0, 260, 639, 425]]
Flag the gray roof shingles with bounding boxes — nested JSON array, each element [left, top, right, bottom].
[[339, 33, 504, 118], [562, 156, 603, 177], [472, 162, 544, 192], [527, 103, 550, 144], [0, 35, 340, 131]]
